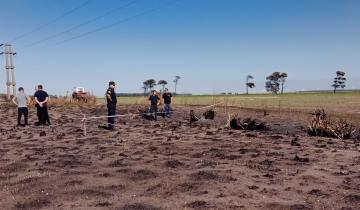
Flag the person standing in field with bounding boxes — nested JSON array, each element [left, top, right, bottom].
[[12, 87, 31, 126], [105, 81, 117, 130], [34, 85, 50, 126], [162, 88, 172, 118], [149, 90, 160, 120]]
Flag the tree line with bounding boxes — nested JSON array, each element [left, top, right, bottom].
[[142, 76, 181, 95], [246, 70, 347, 94]]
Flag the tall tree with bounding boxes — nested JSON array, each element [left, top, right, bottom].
[[332, 70, 346, 93], [245, 75, 255, 95], [142, 84, 147, 96], [265, 72, 281, 94], [147, 79, 157, 91], [173, 76, 181, 95], [142, 81, 149, 95], [158, 80, 168, 92], [280, 72, 288, 94], [142, 79, 156, 95]]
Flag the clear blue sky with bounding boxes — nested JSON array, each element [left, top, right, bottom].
[[0, 0, 359, 96]]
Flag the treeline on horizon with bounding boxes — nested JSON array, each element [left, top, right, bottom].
[[114, 89, 360, 97]]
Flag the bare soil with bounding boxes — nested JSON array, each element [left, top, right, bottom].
[[0, 105, 359, 210]]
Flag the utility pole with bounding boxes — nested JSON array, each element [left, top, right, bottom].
[[0, 43, 17, 100]]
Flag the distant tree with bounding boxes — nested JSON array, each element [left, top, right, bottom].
[[142, 84, 147, 96], [173, 76, 181, 95], [142, 81, 149, 95], [158, 80, 168, 92], [142, 79, 157, 95], [245, 75, 255, 95], [265, 72, 281, 94], [265, 72, 288, 94], [332, 70, 346, 93], [147, 79, 157, 91], [280, 72, 288, 94]]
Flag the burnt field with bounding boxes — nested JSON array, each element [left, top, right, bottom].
[[0, 105, 360, 210]]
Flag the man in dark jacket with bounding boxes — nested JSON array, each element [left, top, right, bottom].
[[105, 81, 117, 130], [34, 85, 50, 126], [149, 90, 160, 120]]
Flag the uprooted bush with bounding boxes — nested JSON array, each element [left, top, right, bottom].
[[307, 109, 358, 139], [203, 109, 215, 120], [227, 114, 267, 130], [139, 107, 165, 121], [189, 109, 216, 123], [189, 110, 199, 123]]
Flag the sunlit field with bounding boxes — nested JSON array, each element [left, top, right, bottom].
[[113, 92, 360, 111]]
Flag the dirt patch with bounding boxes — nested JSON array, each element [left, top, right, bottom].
[[165, 159, 184, 168], [265, 202, 313, 210], [129, 169, 157, 181], [190, 170, 219, 181], [15, 198, 51, 210], [120, 203, 162, 210], [109, 159, 128, 167], [0, 105, 359, 209], [185, 200, 209, 209], [345, 194, 360, 203]]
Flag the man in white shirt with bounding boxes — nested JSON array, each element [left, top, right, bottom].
[[12, 87, 31, 126]]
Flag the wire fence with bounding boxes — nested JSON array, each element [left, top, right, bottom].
[[80, 102, 223, 136]]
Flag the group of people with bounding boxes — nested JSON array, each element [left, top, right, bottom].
[[101, 81, 173, 130], [12, 85, 50, 126], [12, 81, 172, 130]]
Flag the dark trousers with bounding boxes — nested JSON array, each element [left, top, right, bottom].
[[150, 105, 158, 120], [37, 106, 49, 125], [18, 107, 28, 125], [44, 108, 50, 124], [107, 104, 116, 127]]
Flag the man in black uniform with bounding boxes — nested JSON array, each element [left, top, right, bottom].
[[104, 81, 117, 130], [149, 90, 160, 120]]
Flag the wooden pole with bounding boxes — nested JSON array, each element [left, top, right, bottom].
[[82, 115, 87, 136]]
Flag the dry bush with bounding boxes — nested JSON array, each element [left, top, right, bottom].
[[47, 96, 97, 107], [202, 109, 215, 120], [189, 110, 199, 123], [138, 107, 165, 120], [307, 109, 357, 139], [189, 109, 216, 123], [226, 114, 267, 130]]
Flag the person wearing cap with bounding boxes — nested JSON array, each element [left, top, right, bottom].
[[12, 87, 31, 126], [149, 90, 161, 120], [105, 81, 117, 130]]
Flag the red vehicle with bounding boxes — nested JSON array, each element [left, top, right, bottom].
[[72, 87, 96, 103]]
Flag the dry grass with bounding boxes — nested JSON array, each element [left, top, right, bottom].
[[46, 97, 97, 107], [110, 92, 360, 124], [114, 92, 360, 113], [307, 109, 358, 139]]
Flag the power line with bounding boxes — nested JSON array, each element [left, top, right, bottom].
[[0, 44, 17, 99], [21, 0, 138, 49], [53, 0, 178, 46], [12, 0, 92, 42]]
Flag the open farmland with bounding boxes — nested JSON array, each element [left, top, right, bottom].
[[116, 92, 360, 122], [0, 93, 359, 210]]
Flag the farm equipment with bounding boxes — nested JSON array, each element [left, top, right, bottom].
[[71, 87, 96, 104]]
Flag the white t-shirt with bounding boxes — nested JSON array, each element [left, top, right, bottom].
[[15, 92, 28, 108]]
